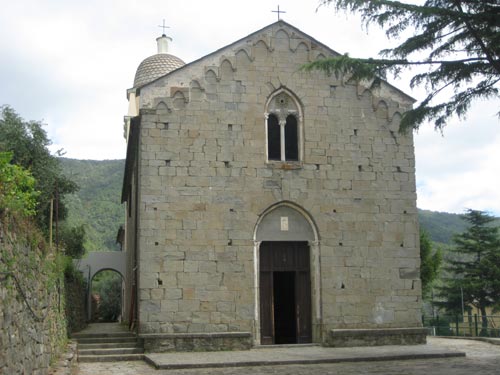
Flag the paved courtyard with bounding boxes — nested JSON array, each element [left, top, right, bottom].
[[78, 338, 500, 375]]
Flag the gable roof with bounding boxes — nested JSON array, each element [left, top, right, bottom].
[[135, 20, 415, 103]]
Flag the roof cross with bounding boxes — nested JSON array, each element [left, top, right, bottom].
[[158, 19, 170, 36], [272, 5, 286, 21]]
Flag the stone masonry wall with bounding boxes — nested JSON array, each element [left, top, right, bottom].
[[0, 220, 67, 374], [134, 22, 422, 342], [64, 276, 87, 335]]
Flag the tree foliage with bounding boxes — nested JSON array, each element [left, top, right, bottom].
[[60, 158, 124, 252], [92, 271, 122, 322], [0, 152, 39, 218], [420, 229, 442, 298], [59, 224, 86, 259], [0, 105, 78, 231], [305, 0, 500, 131], [437, 209, 500, 330]]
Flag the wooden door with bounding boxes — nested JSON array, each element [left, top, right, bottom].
[[259, 241, 312, 344]]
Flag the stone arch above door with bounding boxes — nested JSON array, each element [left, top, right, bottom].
[[254, 202, 318, 242], [253, 202, 321, 345]]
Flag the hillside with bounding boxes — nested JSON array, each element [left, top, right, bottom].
[[418, 209, 469, 245], [59, 158, 495, 252], [60, 158, 124, 252]]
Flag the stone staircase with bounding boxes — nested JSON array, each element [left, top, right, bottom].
[[72, 323, 144, 362]]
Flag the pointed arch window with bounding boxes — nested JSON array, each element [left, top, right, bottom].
[[265, 91, 302, 162]]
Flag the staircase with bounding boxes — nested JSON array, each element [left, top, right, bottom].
[[72, 323, 144, 362]]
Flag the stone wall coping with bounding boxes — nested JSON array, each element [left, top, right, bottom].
[[139, 332, 252, 339], [331, 328, 427, 337]]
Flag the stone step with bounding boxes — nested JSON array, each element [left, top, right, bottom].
[[73, 324, 144, 362], [78, 347, 144, 356], [72, 331, 136, 339], [78, 353, 145, 362], [75, 336, 138, 344], [78, 342, 140, 349]]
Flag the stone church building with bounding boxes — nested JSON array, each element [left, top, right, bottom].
[[121, 21, 425, 351]]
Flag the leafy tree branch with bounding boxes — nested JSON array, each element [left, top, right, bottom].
[[305, 0, 500, 131]]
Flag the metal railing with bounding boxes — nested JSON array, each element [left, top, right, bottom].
[[423, 314, 500, 337]]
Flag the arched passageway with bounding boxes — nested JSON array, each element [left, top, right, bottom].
[[90, 269, 123, 322], [76, 251, 126, 321]]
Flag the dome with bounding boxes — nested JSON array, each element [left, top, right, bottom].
[[133, 34, 185, 88], [133, 53, 185, 87]]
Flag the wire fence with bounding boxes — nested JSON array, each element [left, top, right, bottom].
[[423, 314, 500, 337]]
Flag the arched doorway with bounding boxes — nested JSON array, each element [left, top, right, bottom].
[[76, 251, 127, 322], [254, 202, 320, 345], [90, 269, 123, 322]]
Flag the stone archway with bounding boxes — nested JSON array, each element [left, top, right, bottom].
[[253, 202, 321, 345], [76, 251, 126, 321], [90, 269, 123, 322]]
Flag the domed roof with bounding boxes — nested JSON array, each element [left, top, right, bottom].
[[133, 53, 185, 87], [133, 34, 185, 88]]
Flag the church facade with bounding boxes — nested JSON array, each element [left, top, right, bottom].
[[122, 21, 426, 351]]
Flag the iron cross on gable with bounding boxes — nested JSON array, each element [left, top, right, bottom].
[[272, 5, 286, 21], [158, 19, 170, 36]]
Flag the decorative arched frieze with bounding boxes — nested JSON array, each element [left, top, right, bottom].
[[292, 41, 310, 53], [189, 80, 204, 101], [155, 100, 170, 115], [220, 59, 236, 79], [235, 48, 254, 64], [204, 68, 219, 83], [253, 39, 273, 56], [315, 52, 327, 60], [172, 90, 187, 110], [374, 99, 389, 120]]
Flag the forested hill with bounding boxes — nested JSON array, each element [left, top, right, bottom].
[[60, 158, 124, 252], [59, 158, 495, 252], [418, 209, 469, 245]]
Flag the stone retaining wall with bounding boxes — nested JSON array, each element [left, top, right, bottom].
[[0, 220, 67, 374], [64, 276, 87, 335]]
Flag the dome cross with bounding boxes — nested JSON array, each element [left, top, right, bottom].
[[158, 19, 170, 36]]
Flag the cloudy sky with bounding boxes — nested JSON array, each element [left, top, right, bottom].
[[1, 0, 498, 215]]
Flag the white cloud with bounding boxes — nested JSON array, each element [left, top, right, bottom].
[[0, 0, 498, 214], [415, 100, 500, 215]]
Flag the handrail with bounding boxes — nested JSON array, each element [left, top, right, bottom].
[[0, 271, 49, 322]]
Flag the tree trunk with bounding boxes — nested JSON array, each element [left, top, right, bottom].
[[480, 305, 489, 336]]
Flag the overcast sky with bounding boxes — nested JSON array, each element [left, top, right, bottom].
[[1, 0, 498, 216]]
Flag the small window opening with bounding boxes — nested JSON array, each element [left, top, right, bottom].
[[285, 115, 298, 161], [267, 114, 281, 161]]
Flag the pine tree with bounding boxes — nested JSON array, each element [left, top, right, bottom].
[[438, 209, 500, 334], [305, 1, 500, 131]]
